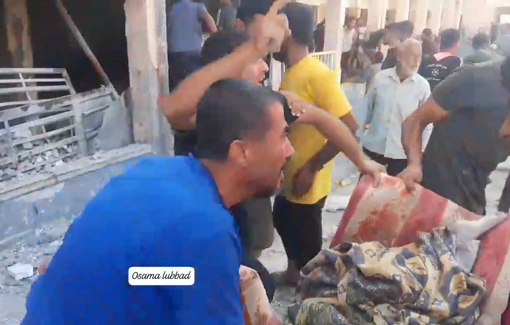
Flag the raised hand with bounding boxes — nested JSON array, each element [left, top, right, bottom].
[[251, 0, 292, 56]]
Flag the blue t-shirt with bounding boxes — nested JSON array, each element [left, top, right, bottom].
[[22, 156, 244, 325], [168, 0, 208, 53]]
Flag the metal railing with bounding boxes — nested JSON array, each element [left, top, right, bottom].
[[310, 51, 338, 71], [0, 68, 76, 111], [279, 51, 340, 86], [0, 75, 116, 181]]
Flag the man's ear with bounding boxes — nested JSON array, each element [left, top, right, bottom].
[[229, 140, 249, 167]]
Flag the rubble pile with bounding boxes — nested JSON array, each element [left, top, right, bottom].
[[0, 127, 81, 182], [0, 219, 71, 296]]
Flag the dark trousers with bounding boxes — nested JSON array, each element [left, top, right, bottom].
[[241, 253, 275, 302], [231, 203, 275, 302], [363, 148, 407, 177], [272, 195, 327, 270], [168, 51, 202, 90]]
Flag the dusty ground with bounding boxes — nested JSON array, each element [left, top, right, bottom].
[[0, 158, 509, 324]]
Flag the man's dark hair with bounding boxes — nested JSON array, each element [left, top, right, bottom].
[[201, 30, 250, 65], [422, 28, 433, 37], [472, 33, 490, 50], [236, 0, 273, 24], [281, 3, 315, 46], [439, 28, 460, 51], [195, 79, 283, 161], [502, 56, 510, 92], [364, 29, 387, 49]]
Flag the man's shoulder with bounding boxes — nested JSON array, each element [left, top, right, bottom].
[[306, 59, 339, 83], [413, 73, 432, 90], [371, 68, 394, 85]]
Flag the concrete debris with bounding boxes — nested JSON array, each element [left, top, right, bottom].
[[6, 264, 33, 281], [0, 130, 81, 182], [0, 220, 68, 299]]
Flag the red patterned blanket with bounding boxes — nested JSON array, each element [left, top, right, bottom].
[[330, 175, 510, 324]]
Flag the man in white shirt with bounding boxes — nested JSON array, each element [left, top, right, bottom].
[[362, 39, 432, 176]]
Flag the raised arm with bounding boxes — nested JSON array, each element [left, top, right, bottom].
[[160, 0, 290, 131], [160, 42, 262, 130], [198, 3, 218, 34]]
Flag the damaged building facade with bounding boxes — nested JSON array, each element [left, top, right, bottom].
[[0, 0, 172, 248]]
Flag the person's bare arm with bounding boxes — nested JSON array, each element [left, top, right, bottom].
[[200, 8, 218, 33], [340, 112, 360, 135], [160, 42, 261, 130], [294, 104, 365, 170], [402, 96, 449, 167], [161, 0, 290, 131]]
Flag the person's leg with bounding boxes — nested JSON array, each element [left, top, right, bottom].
[[241, 252, 276, 302], [498, 175, 510, 214], [272, 195, 301, 283], [385, 158, 408, 177], [169, 51, 202, 88], [294, 197, 327, 270], [243, 198, 274, 254], [232, 201, 276, 301]]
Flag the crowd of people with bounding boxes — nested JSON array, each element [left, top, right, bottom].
[[17, 0, 510, 324]]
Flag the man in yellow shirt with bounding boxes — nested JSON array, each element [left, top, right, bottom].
[[273, 3, 361, 284]]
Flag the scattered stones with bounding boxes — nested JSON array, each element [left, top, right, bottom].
[[1, 131, 80, 182]]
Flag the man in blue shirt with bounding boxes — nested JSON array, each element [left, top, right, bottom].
[[167, 0, 217, 87], [22, 79, 294, 325]]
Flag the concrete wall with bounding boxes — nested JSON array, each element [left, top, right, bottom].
[[0, 146, 151, 250]]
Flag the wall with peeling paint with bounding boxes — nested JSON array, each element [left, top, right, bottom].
[[0, 155, 147, 250]]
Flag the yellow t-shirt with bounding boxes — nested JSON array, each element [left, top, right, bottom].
[[279, 56, 352, 205]]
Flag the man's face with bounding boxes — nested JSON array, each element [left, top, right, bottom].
[[240, 58, 268, 85], [272, 38, 289, 63], [398, 44, 422, 76], [346, 19, 356, 29], [243, 102, 294, 197]]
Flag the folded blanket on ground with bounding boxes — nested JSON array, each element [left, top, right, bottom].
[[294, 228, 487, 325]]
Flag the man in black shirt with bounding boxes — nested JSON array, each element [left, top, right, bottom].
[[419, 28, 462, 91], [399, 57, 510, 215]]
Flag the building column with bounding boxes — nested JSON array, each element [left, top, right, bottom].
[[324, 0, 346, 72], [428, 0, 444, 34], [453, 0, 463, 30], [412, 0, 429, 35], [125, 0, 171, 154], [440, 0, 456, 30], [367, 0, 388, 31], [4, 0, 33, 69], [395, 0, 411, 22]]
